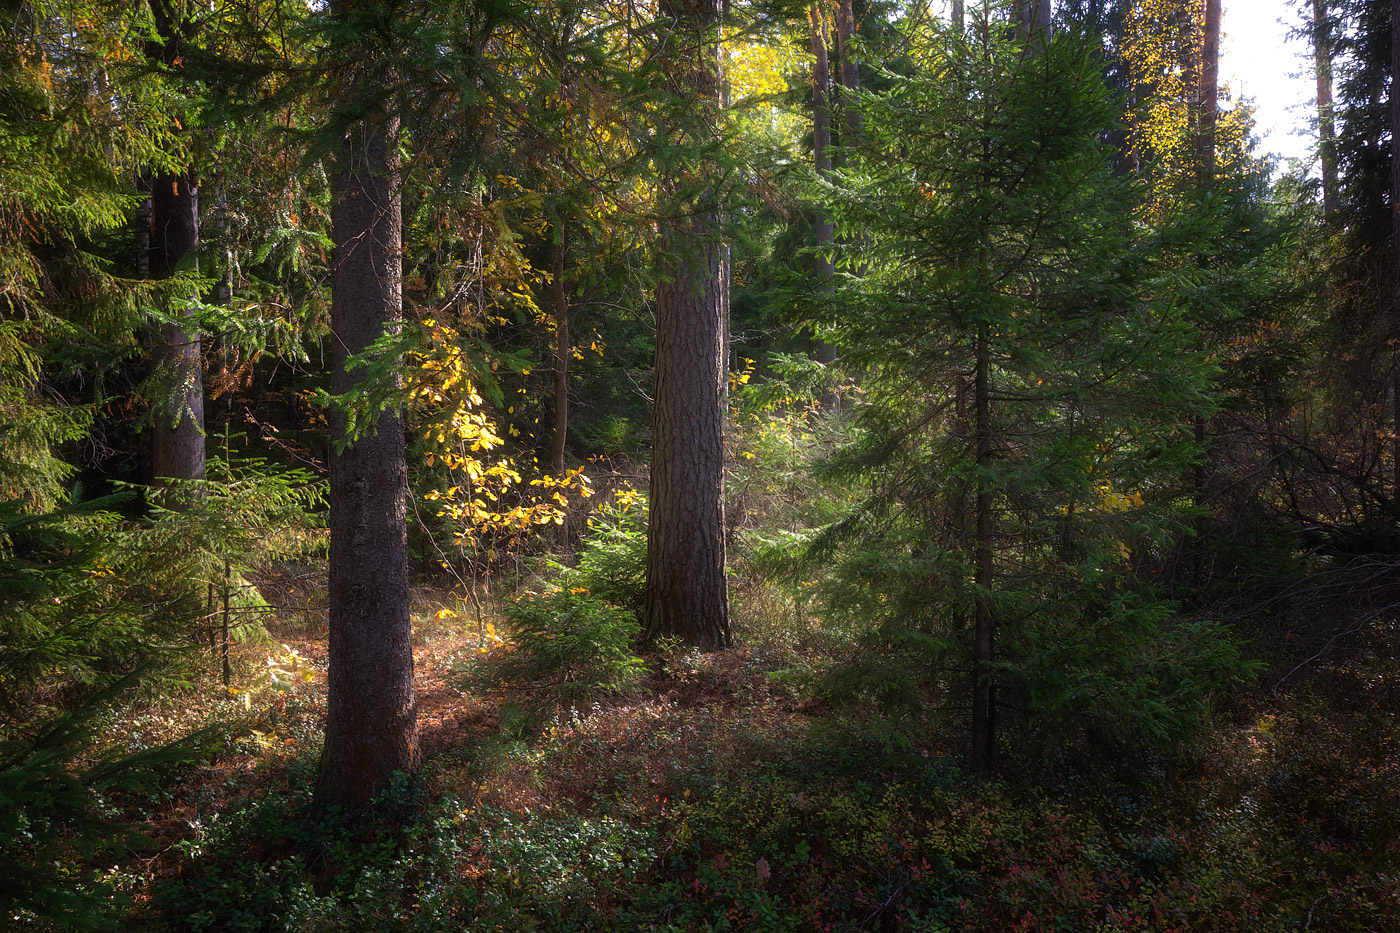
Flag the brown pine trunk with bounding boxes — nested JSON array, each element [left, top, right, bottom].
[[316, 25, 418, 810], [149, 170, 206, 495], [1314, 0, 1338, 216], [1013, 0, 1052, 45], [1188, 0, 1222, 576], [833, 0, 862, 144], [1198, 0, 1221, 188], [645, 0, 732, 651], [552, 231, 569, 476], [952, 1, 964, 34], [970, 321, 994, 772], [811, 3, 838, 399], [1391, 0, 1400, 499], [144, 3, 205, 497]]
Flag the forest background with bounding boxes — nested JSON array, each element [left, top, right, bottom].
[[3, 0, 1400, 929]]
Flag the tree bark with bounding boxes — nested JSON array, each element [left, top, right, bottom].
[[148, 170, 206, 494], [952, 0, 964, 35], [316, 12, 418, 810], [145, 1, 205, 498], [1198, 0, 1221, 188], [1391, 0, 1400, 498], [810, 3, 838, 398], [970, 320, 994, 772], [1013, 0, 1052, 45], [551, 230, 569, 476], [833, 0, 863, 145], [645, 0, 732, 650], [1314, 0, 1338, 216]]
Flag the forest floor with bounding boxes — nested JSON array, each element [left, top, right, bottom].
[[92, 575, 1400, 932]]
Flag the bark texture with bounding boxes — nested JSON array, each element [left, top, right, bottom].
[[810, 3, 837, 388], [971, 321, 994, 772], [317, 47, 418, 810], [1314, 0, 1338, 216], [145, 1, 205, 495], [645, 0, 732, 650], [552, 233, 569, 476], [148, 171, 206, 491], [1197, 0, 1221, 186], [833, 0, 863, 144], [1391, 0, 1400, 497]]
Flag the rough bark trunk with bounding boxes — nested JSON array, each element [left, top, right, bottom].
[[810, 3, 838, 401], [1314, 0, 1338, 216], [144, 0, 204, 498], [833, 0, 862, 144], [551, 232, 569, 476], [316, 34, 418, 810], [1013, 0, 1052, 45], [645, 0, 732, 650], [1391, 0, 1400, 498], [952, 0, 964, 34], [1198, 0, 1220, 187], [148, 170, 206, 495], [970, 321, 994, 772]]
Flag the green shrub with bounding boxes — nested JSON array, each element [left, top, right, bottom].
[[566, 494, 647, 615], [500, 587, 646, 707]]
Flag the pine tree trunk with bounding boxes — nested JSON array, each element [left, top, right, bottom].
[[833, 0, 862, 144], [1198, 0, 1221, 187], [645, 0, 732, 651], [1391, 0, 1400, 499], [952, 0, 964, 35], [317, 28, 418, 810], [811, 2, 838, 401], [1314, 0, 1338, 216], [144, 0, 205, 499], [971, 321, 994, 772], [552, 232, 569, 476], [149, 171, 206, 494]]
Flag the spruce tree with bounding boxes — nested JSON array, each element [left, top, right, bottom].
[[812, 8, 1240, 761]]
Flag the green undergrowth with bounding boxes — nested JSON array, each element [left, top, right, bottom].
[[117, 629, 1399, 933]]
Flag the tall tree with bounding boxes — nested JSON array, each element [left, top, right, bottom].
[[1391, 0, 1400, 496], [145, 0, 205, 495], [1314, 0, 1339, 215], [810, 2, 838, 383], [833, 0, 863, 143], [551, 227, 569, 476], [316, 0, 418, 811], [1197, 0, 1220, 186], [815, 15, 1230, 765], [644, 0, 732, 650]]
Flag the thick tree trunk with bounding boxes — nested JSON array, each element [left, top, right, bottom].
[[317, 47, 418, 810], [1391, 0, 1400, 498], [1314, 0, 1338, 216], [833, 0, 863, 144], [646, 232, 732, 649], [149, 170, 206, 494], [645, 0, 732, 650], [970, 321, 994, 772], [551, 232, 568, 476], [1198, 0, 1220, 187], [1014, 0, 1052, 45], [145, 1, 205, 497], [810, 3, 838, 399]]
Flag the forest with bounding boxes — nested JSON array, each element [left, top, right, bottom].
[[3, 0, 1399, 928]]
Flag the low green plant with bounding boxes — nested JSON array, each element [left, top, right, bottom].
[[499, 587, 646, 707], [486, 493, 649, 713], [565, 492, 647, 614]]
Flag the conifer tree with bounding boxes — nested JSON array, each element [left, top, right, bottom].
[[316, 0, 418, 811], [643, 0, 733, 650], [813, 7, 1237, 761]]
